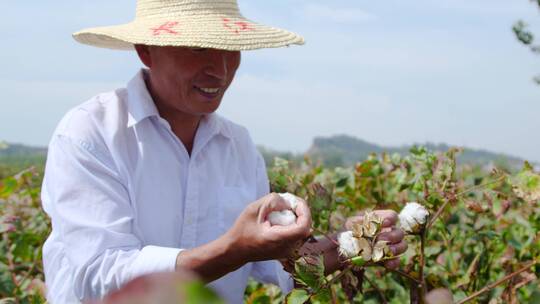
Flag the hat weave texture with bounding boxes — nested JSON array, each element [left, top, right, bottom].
[[73, 0, 305, 51]]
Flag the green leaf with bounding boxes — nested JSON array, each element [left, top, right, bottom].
[[250, 294, 271, 304], [310, 288, 332, 304], [0, 271, 16, 295], [530, 289, 540, 303], [425, 246, 441, 257], [351, 256, 367, 267], [286, 289, 309, 304], [336, 177, 348, 188], [294, 255, 325, 290], [510, 163, 540, 202], [456, 251, 482, 288], [0, 177, 17, 197], [476, 230, 500, 240]]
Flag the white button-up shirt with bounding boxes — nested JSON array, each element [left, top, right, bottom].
[[42, 70, 293, 304]]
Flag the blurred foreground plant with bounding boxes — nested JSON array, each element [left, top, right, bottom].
[[0, 168, 49, 303]]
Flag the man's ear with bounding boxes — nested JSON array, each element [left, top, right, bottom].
[[134, 44, 152, 68]]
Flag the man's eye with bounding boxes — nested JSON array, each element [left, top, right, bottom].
[[191, 47, 208, 53]]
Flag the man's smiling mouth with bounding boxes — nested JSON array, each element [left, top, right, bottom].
[[194, 86, 220, 94]]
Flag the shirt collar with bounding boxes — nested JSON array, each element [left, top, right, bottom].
[[126, 69, 232, 140], [126, 69, 160, 128], [201, 112, 233, 140]]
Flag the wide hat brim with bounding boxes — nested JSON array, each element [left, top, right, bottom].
[[73, 14, 305, 51]]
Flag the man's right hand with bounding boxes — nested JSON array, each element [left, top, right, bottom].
[[175, 193, 311, 283], [225, 193, 312, 263]]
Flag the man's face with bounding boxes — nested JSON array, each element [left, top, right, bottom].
[[137, 46, 241, 117]]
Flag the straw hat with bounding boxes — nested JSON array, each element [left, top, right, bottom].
[[73, 0, 305, 51]]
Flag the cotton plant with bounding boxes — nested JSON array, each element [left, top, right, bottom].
[[262, 150, 540, 304], [336, 203, 429, 264], [283, 201, 434, 303], [269, 193, 421, 302], [283, 210, 399, 304], [2, 146, 540, 303], [337, 211, 392, 265]]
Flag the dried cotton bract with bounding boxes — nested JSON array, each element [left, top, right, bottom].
[[399, 202, 429, 234], [352, 211, 382, 238], [357, 237, 372, 261], [372, 240, 389, 262]]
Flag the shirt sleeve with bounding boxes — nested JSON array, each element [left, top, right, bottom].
[[42, 134, 182, 301], [249, 151, 295, 293]]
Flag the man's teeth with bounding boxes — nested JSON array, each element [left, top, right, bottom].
[[198, 87, 220, 94]]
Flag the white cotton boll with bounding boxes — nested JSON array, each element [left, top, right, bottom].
[[279, 192, 299, 210], [338, 231, 361, 258], [399, 202, 430, 234], [268, 210, 297, 226]]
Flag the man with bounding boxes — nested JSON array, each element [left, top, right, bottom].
[[42, 0, 407, 303]]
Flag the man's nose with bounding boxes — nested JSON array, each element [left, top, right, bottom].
[[205, 50, 229, 80]]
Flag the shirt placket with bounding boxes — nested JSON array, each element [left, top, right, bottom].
[[155, 116, 200, 249], [181, 159, 199, 248]]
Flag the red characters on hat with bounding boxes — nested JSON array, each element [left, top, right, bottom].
[[151, 21, 180, 36], [223, 18, 254, 34]]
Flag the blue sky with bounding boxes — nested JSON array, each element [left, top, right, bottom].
[[1, 0, 539, 162]]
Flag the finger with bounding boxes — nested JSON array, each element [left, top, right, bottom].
[[270, 224, 311, 241], [374, 210, 398, 227], [376, 228, 405, 244], [388, 240, 408, 256], [261, 220, 272, 230], [384, 258, 401, 270], [293, 198, 312, 231]]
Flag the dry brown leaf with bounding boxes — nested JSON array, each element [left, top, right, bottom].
[[358, 237, 372, 261], [372, 240, 389, 262]]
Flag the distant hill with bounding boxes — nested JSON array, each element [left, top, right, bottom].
[[0, 141, 47, 158], [0, 137, 532, 178], [307, 135, 528, 169], [261, 135, 530, 170], [0, 141, 47, 178]]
